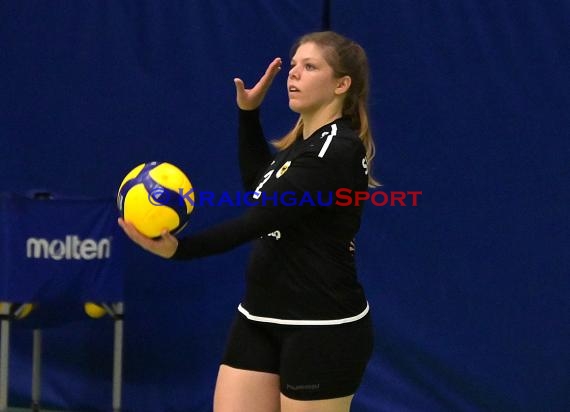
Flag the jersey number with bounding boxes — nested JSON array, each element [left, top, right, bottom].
[[253, 169, 274, 199]]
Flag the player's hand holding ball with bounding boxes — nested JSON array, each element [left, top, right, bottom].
[[117, 218, 178, 258], [117, 161, 194, 258]]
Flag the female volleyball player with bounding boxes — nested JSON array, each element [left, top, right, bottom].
[[119, 31, 377, 412]]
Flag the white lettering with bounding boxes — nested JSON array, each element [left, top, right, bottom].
[[48, 239, 65, 260], [253, 170, 275, 199], [26, 236, 112, 260], [267, 230, 281, 240], [362, 157, 368, 175]]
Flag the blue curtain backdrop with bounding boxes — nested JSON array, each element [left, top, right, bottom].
[[331, 1, 569, 411], [1, 1, 568, 411]]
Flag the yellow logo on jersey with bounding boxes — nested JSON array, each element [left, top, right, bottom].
[[276, 161, 291, 178]]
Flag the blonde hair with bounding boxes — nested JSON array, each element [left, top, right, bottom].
[[272, 31, 380, 187]]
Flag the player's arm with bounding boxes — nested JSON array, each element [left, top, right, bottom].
[[171, 147, 350, 260], [238, 108, 272, 190], [234, 58, 282, 190], [116, 151, 329, 260]]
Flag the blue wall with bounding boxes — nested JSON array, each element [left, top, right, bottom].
[[1, 1, 568, 411]]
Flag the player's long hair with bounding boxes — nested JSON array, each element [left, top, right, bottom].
[[272, 31, 380, 187]]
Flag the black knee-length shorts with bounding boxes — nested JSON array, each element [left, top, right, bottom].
[[221, 311, 374, 401]]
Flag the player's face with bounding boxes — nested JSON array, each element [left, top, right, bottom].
[[287, 42, 339, 115]]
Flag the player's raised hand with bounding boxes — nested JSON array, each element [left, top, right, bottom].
[[234, 57, 282, 110], [118, 218, 178, 258]]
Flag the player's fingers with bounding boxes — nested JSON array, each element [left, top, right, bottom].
[[160, 229, 176, 242], [159, 230, 178, 257], [258, 57, 282, 89], [234, 78, 245, 99], [234, 78, 251, 110], [234, 77, 245, 94]]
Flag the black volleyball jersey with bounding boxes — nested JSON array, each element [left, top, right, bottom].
[[172, 109, 370, 324]]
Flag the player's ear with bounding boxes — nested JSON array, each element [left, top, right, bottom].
[[335, 75, 351, 95]]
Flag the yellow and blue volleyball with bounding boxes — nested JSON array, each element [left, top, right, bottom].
[[117, 162, 194, 238]]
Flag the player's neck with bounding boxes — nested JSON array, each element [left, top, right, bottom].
[[301, 104, 343, 139]]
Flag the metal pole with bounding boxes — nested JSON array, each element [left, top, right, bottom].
[[112, 302, 124, 412], [0, 303, 11, 411], [31, 329, 42, 412]]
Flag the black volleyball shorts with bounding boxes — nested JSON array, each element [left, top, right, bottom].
[[221, 311, 374, 401]]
